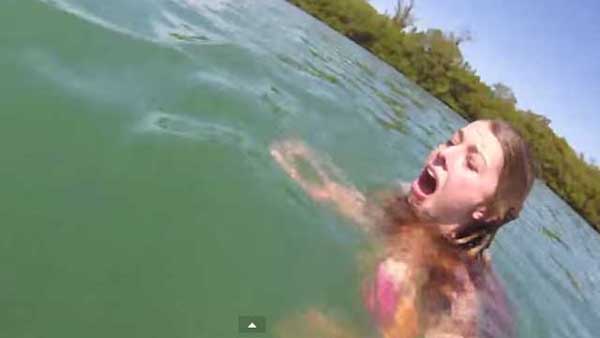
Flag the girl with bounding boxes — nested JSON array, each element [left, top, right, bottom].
[[271, 120, 535, 338]]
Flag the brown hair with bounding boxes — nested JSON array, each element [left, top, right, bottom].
[[453, 120, 536, 258]]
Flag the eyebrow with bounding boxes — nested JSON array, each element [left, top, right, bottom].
[[469, 145, 489, 168]]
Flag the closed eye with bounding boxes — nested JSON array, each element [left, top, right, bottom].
[[467, 154, 481, 172], [467, 157, 476, 171]]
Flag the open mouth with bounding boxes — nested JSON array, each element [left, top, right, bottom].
[[417, 166, 437, 196]]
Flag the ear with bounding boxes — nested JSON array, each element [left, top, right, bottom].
[[472, 205, 504, 225], [471, 205, 488, 221]]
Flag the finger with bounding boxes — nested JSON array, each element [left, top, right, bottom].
[[451, 231, 484, 245], [466, 234, 492, 257], [270, 148, 285, 164]]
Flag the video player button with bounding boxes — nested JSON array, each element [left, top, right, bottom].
[[238, 315, 266, 333]]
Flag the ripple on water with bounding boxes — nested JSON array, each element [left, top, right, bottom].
[[172, 0, 244, 36], [136, 111, 252, 147], [152, 8, 235, 47], [179, 0, 236, 12], [275, 54, 341, 88], [41, 0, 233, 51], [260, 86, 298, 119], [40, 0, 157, 44], [155, 10, 213, 43], [24, 49, 126, 106], [385, 79, 426, 109], [134, 111, 277, 182]]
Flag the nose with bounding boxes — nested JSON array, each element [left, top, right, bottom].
[[433, 147, 447, 171]]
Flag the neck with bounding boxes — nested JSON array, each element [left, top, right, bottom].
[[436, 223, 462, 239]]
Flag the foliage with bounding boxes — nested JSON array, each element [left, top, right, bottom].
[[288, 0, 600, 231]]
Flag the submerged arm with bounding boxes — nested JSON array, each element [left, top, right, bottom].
[[423, 264, 480, 338], [274, 308, 362, 338], [270, 139, 377, 228]]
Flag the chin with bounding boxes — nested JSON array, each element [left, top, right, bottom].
[[407, 191, 435, 222]]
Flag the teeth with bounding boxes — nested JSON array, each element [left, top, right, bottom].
[[427, 167, 434, 178]]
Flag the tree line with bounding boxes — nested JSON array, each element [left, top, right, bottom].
[[288, 0, 600, 231]]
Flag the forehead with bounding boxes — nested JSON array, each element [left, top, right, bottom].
[[461, 122, 504, 171]]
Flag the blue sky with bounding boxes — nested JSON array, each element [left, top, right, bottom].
[[369, 0, 600, 163]]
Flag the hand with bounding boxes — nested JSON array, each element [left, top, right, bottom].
[[270, 139, 332, 201]]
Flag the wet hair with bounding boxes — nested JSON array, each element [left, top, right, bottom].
[[453, 120, 536, 258]]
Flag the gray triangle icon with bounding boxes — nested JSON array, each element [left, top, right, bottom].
[[248, 322, 257, 329]]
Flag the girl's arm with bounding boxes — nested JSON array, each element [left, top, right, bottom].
[[422, 264, 479, 338], [270, 139, 378, 229]]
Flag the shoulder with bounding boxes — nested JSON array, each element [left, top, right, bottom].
[[379, 257, 413, 283]]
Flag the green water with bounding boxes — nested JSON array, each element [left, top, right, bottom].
[[1, 1, 598, 337]]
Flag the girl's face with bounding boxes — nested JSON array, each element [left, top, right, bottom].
[[409, 121, 505, 225]]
